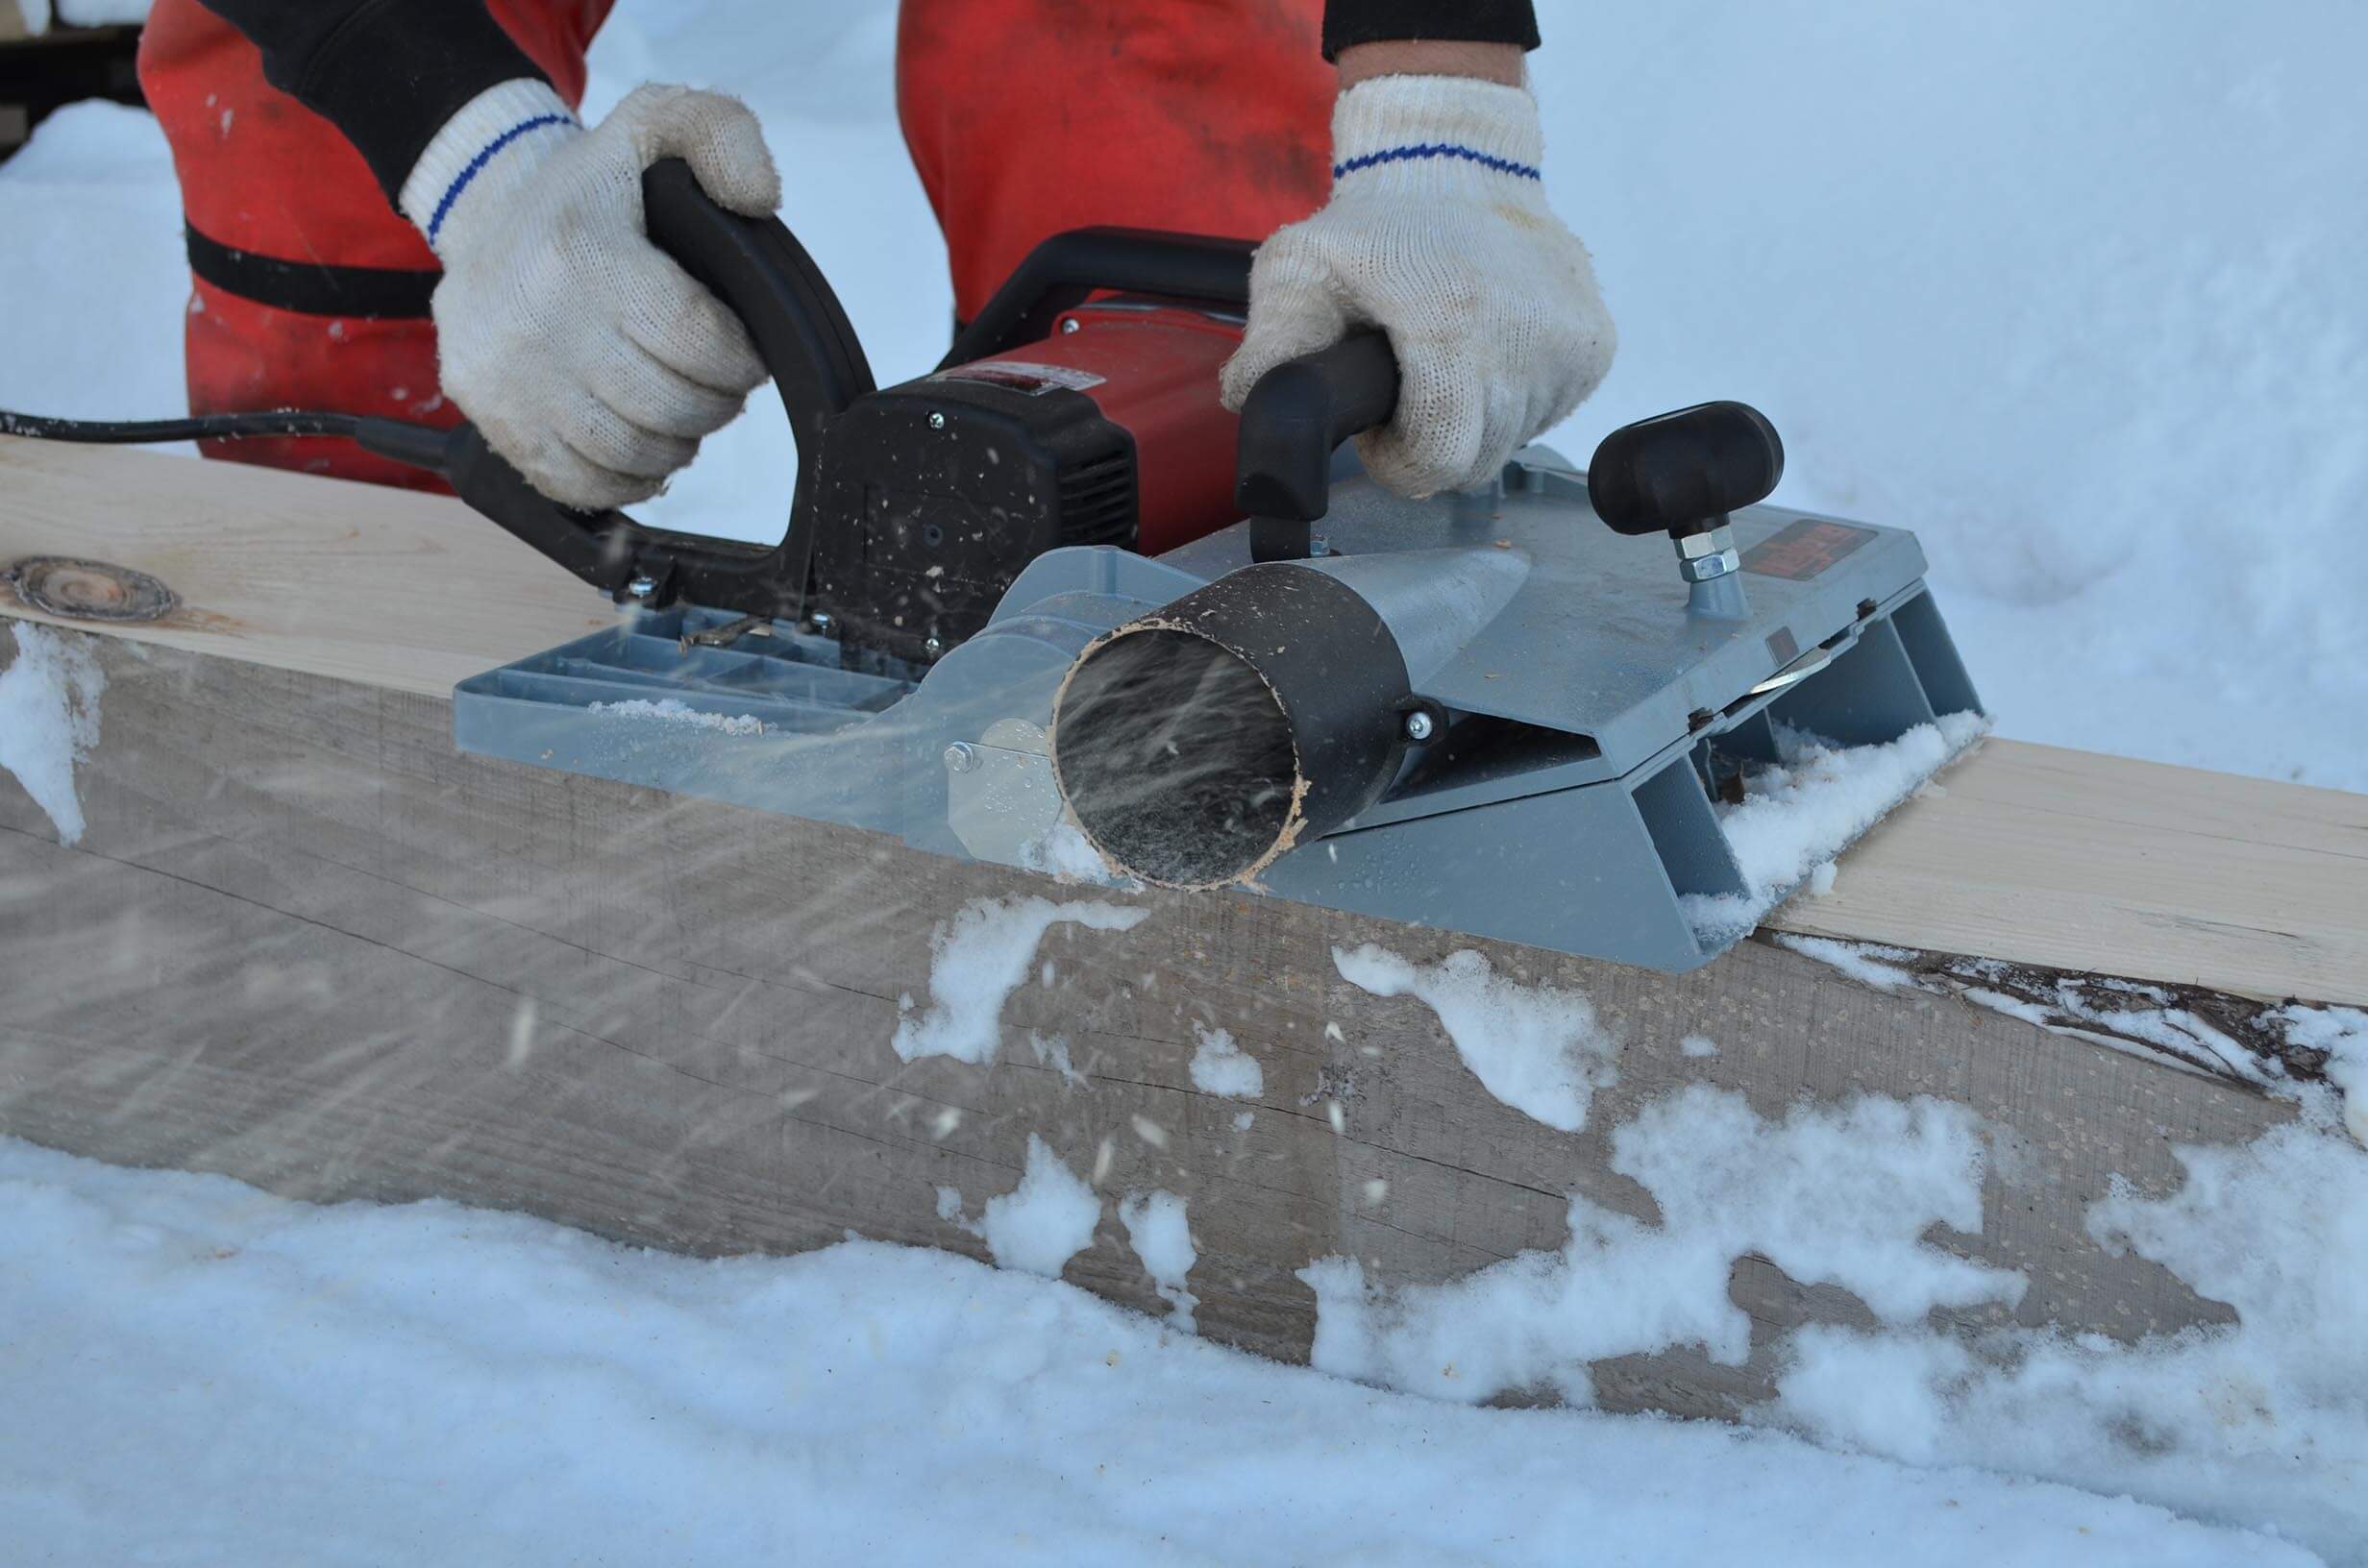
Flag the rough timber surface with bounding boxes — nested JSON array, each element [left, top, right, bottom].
[[0, 622, 2310, 1416], [0, 439, 2361, 1416]]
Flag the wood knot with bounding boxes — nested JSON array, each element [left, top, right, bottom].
[[4, 556, 181, 624]]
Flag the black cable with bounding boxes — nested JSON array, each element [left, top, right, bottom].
[[0, 407, 363, 445]]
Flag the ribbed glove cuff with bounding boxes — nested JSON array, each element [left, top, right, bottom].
[[1329, 75, 1546, 195], [399, 78, 580, 255]]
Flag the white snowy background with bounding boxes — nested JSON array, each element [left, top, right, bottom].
[[3, 1, 2366, 1563]]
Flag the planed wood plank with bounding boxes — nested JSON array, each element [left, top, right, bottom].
[[1790, 739, 2368, 1006], [0, 434, 619, 695], [5, 435, 2363, 1004]]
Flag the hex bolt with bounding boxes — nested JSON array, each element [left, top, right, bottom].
[[927, 411, 947, 430], [1403, 711, 1437, 742], [626, 575, 656, 600], [1674, 524, 1742, 584], [943, 743, 978, 773]]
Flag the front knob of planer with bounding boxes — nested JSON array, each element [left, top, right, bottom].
[[1588, 402, 1784, 619]]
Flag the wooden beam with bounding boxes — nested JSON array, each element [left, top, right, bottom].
[[0, 439, 2358, 1421], [7, 436, 2363, 1005]]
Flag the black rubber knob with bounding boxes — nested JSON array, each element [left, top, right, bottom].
[[1588, 402, 1785, 539]]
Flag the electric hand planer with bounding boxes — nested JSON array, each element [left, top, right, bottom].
[[45, 160, 1984, 972]]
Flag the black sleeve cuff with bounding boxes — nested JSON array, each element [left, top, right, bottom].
[[1321, 0, 1542, 61], [203, 0, 550, 203]]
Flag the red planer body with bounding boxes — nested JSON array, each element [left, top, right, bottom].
[[804, 298, 1249, 663]]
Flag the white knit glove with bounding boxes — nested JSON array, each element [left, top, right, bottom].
[[398, 81, 780, 509], [1221, 76, 1616, 499]]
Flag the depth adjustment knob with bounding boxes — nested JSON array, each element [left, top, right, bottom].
[[1587, 402, 1785, 593]]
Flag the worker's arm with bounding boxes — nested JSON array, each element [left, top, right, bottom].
[[190, 0, 544, 201], [1225, 2, 1615, 500], [190, 0, 780, 509]]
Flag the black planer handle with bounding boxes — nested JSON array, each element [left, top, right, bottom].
[[1233, 330, 1401, 562], [357, 158, 875, 619]]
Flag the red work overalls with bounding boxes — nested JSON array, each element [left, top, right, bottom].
[[136, 0, 1332, 489]]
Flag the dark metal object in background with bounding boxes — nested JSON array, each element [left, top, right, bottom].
[[0, 24, 144, 163]]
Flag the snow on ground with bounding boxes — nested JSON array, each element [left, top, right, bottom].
[[1778, 1112, 2368, 1566], [14, 0, 154, 31], [0, 1136, 2313, 1568]]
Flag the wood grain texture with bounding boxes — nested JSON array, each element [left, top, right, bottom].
[[0, 435, 619, 695], [6, 435, 2363, 1004], [0, 629, 2301, 1419], [1789, 739, 2368, 1006]]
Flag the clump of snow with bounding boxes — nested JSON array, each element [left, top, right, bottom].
[[977, 1135, 1100, 1280], [1684, 715, 1987, 944], [1775, 934, 1924, 992], [0, 1136, 2299, 1567], [1186, 1023, 1264, 1100], [1680, 1035, 1720, 1059], [0, 624, 105, 845], [1231, 1111, 1255, 1133], [1775, 1116, 2368, 1561], [2275, 1004, 2368, 1147], [1299, 1086, 2021, 1406], [1019, 819, 1133, 887], [1333, 944, 1618, 1133], [585, 697, 766, 736], [891, 895, 1148, 1065], [1118, 1189, 1197, 1332]]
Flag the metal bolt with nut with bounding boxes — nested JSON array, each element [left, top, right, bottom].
[[943, 742, 978, 773], [626, 574, 657, 601], [1674, 525, 1741, 583]]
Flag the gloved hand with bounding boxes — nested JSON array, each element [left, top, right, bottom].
[[1221, 75, 1616, 500], [397, 81, 781, 509]]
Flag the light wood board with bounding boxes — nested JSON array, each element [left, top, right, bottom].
[[6, 435, 2362, 1006]]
